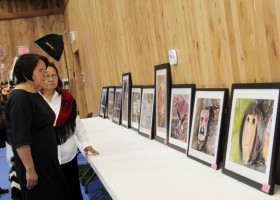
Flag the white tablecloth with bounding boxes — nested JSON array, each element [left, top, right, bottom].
[[79, 117, 280, 200]]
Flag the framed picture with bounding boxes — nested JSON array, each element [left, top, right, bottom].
[[99, 87, 108, 118], [222, 83, 280, 194], [167, 84, 195, 153], [139, 86, 155, 139], [112, 87, 122, 125], [121, 73, 132, 128], [107, 86, 115, 120], [154, 63, 171, 144], [62, 78, 70, 92], [130, 86, 142, 131], [188, 88, 228, 169]]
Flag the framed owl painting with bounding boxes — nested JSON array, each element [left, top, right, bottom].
[[222, 83, 280, 195]]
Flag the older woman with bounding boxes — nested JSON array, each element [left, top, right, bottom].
[[41, 62, 99, 200]]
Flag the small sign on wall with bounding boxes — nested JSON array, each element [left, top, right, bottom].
[[17, 46, 30, 55]]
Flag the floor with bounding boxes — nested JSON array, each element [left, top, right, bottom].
[[0, 147, 111, 200]]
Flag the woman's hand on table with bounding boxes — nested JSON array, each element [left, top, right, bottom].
[[84, 146, 100, 157]]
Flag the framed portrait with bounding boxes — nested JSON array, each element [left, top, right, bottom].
[[167, 84, 195, 153], [107, 86, 115, 121], [99, 87, 108, 118], [112, 87, 122, 125], [222, 83, 280, 194], [188, 88, 228, 169], [130, 86, 142, 131], [139, 86, 155, 139], [154, 63, 171, 144], [121, 73, 132, 128]]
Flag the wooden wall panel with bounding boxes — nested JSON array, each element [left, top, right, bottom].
[[0, 14, 77, 112], [1, 0, 280, 118], [0, 0, 63, 20], [63, 0, 280, 117], [0, 15, 66, 71], [0, 13, 89, 116]]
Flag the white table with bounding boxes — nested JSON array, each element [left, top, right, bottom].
[[80, 117, 280, 200]]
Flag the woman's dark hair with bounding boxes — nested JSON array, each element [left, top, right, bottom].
[[13, 54, 49, 84], [47, 62, 63, 95]]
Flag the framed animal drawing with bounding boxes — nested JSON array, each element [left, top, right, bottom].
[[139, 86, 155, 139], [130, 86, 142, 131], [167, 84, 195, 153], [187, 88, 228, 169], [222, 83, 280, 195]]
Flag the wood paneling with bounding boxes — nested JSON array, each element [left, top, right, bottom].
[[62, 0, 280, 185], [1, 0, 280, 121], [63, 0, 280, 117], [0, 15, 66, 72], [0, 14, 77, 113], [0, 0, 64, 20]]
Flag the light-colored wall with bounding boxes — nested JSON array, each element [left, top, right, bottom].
[[63, 0, 280, 117]]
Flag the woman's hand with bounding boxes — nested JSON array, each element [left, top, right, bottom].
[[84, 146, 100, 157], [16, 145, 38, 190], [26, 168, 38, 190]]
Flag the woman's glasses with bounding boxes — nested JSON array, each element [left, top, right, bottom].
[[46, 74, 58, 79], [39, 68, 47, 74]]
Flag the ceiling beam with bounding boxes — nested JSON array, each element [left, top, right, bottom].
[[0, 8, 63, 20]]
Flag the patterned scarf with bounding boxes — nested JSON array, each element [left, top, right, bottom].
[[54, 90, 77, 145]]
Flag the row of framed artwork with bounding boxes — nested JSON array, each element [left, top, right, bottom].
[[98, 63, 280, 195]]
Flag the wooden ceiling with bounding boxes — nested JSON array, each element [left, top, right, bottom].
[[0, 0, 66, 20]]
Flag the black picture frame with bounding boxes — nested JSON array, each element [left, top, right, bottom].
[[222, 83, 280, 195], [138, 86, 155, 139], [121, 73, 132, 128], [107, 86, 115, 121], [112, 86, 122, 125], [154, 63, 171, 144], [167, 84, 195, 153], [187, 88, 228, 170], [99, 87, 108, 118], [130, 86, 142, 132]]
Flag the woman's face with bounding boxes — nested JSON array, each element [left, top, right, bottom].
[[32, 59, 47, 90], [45, 66, 58, 91]]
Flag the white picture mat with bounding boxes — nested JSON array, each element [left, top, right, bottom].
[[156, 69, 167, 139], [168, 88, 192, 149], [225, 89, 279, 184], [139, 88, 154, 137], [131, 88, 142, 129], [188, 91, 225, 164]]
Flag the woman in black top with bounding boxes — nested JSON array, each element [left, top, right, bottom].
[[5, 54, 72, 200]]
